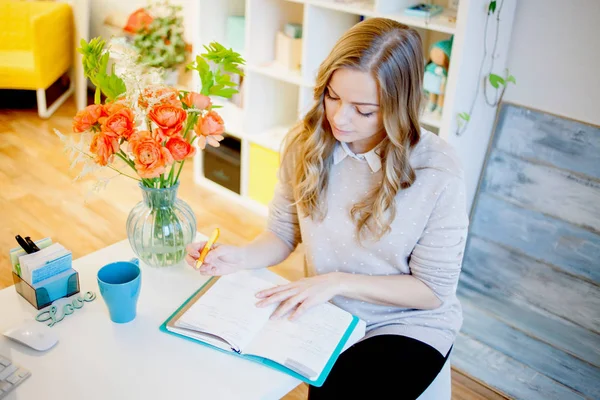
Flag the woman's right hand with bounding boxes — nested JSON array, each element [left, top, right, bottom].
[[185, 241, 246, 276]]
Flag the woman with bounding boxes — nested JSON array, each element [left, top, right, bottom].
[[186, 18, 468, 399]]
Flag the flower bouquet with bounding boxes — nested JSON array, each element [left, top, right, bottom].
[[56, 38, 244, 267]]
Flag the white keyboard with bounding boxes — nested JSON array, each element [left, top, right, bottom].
[[0, 355, 30, 399]]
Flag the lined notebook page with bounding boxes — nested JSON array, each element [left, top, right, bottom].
[[244, 302, 354, 380], [175, 271, 278, 351]]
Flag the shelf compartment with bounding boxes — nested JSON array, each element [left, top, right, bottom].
[[248, 124, 293, 153], [243, 71, 300, 137], [248, 142, 281, 206], [212, 99, 247, 140], [287, 0, 456, 34], [198, 0, 247, 56], [246, 0, 304, 66], [300, 0, 376, 16], [303, 4, 362, 85], [245, 63, 314, 87], [202, 134, 242, 195], [387, 10, 457, 35]]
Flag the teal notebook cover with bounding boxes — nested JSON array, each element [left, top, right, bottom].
[[159, 277, 359, 387]]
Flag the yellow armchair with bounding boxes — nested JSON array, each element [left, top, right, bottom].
[[0, 1, 74, 118]]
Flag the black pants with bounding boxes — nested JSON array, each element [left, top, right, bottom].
[[308, 335, 451, 400]]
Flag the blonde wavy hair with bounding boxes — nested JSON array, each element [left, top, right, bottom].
[[282, 18, 424, 242]]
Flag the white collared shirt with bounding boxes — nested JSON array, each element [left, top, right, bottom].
[[332, 141, 383, 173]]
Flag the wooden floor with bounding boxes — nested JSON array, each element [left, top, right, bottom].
[[0, 98, 508, 400]]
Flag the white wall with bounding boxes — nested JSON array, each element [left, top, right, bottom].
[[442, 0, 518, 211], [504, 0, 600, 126]]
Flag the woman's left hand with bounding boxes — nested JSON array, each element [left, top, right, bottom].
[[255, 273, 343, 321]]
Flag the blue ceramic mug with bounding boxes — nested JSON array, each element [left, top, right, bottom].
[[97, 258, 141, 323]]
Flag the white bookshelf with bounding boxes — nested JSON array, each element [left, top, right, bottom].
[[183, 0, 517, 213]]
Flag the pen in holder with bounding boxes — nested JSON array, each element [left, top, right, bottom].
[[9, 237, 80, 310]]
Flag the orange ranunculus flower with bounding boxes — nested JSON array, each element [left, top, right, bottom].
[[196, 111, 225, 136], [103, 99, 129, 116], [129, 131, 174, 178], [138, 85, 180, 109], [101, 107, 136, 140], [195, 134, 225, 150], [124, 8, 153, 34], [90, 132, 119, 166], [72, 104, 107, 133], [181, 92, 211, 110], [166, 136, 196, 161], [149, 104, 187, 140], [194, 111, 225, 149]]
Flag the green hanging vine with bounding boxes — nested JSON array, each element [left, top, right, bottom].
[[455, 0, 516, 136]]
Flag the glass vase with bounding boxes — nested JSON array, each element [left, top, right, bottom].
[[126, 182, 196, 267]]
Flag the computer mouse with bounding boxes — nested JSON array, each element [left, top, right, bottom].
[[3, 320, 58, 351]]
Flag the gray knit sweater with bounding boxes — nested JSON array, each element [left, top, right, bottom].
[[266, 130, 469, 356]]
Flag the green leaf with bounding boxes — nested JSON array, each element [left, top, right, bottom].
[[98, 52, 110, 76], [506, 75, 517, 84], [209, 84, 225, 93], [215, 73, 229, 83], [458, 112, 470, 122], [201, 71, 214, 96], [193, 55, 210, 73], [489, 73, 505, 89], [97, 73, 126, 102], [77, 37, 126, 102], [222, 63, 244, 76], [190, 41, 245, 98], [210, 87, 238, 98], [78, 37, 106, 83], [488, 0, 497, 14], [94, 87, 101, 105], [215, 74, 238, 87]]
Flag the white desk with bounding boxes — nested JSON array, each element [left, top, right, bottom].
[[0, 235, 302, 400]]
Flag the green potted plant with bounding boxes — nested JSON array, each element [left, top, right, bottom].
[[123, 0, 191, 86]]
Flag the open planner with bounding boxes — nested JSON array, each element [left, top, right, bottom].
[[160, 269, 366, 386]]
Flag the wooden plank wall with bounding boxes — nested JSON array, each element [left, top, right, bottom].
[[453, 103, 600, 400]]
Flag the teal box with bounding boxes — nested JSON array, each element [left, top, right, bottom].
[[13, 268, 80, 310], [226, 15, 246, 55], [283, 23, 302, 39]]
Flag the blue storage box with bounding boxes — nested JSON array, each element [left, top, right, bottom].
[[12, 269, 80, 310]]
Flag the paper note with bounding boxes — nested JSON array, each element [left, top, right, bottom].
[[18, 243, 71, 284]]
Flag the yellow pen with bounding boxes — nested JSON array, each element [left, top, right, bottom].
[[195, 228, 220, 269]]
